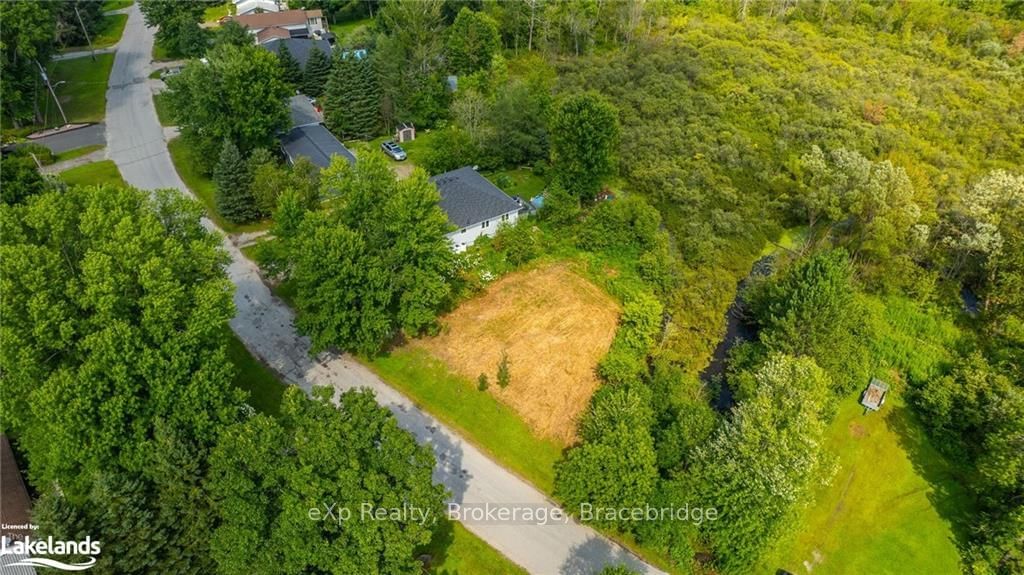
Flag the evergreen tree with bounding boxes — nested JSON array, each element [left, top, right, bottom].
[[213, 139, 259, 224], [324, 54, 382, 139], [275, 41, 303, 87], [302, 45, 332, 97]]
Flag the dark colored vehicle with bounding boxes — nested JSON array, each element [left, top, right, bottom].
[[380, 140, 407, 161]]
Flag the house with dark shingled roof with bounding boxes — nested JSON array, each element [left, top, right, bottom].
[[429, 166, 527, 252]]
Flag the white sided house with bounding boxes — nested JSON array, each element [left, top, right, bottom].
[[430, 167, 526, 252]]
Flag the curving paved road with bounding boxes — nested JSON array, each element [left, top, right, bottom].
[[104, 6, 663, 575]]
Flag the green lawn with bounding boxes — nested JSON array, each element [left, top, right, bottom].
[[482, 168, 548, 200], [203, 2, 232, 23], [101, 0, 133, 10], [39, 54, 115, 128], [54, 144, 103, 163], [152, 93, 174, 127], [225, 331, 286, 416], [59, 160, 126, 187], [333, 17, 374, 42], [346, 129, 441, 173], [167, 136, 270, 233], [756, 394, 970, 575], [420, 519, 527, 575], [93, 14, 128, 48], [367, 348, 563, 493]]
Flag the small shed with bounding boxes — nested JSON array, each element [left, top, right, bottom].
[[860, 378, 890, 412], [394, 122, 416, 143]]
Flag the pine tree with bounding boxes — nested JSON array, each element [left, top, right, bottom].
[[214, 139, 259, 224], [276, 42, 302, 87], [324, 54, 381, 139], [302, 45, 332, 97]]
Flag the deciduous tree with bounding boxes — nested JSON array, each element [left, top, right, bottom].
[[446, 7, 501, 74], [164, 43, 290, 171], [693, 355, 834, 573], [208, 387, 447, 575], [549, 92, 619, 200]]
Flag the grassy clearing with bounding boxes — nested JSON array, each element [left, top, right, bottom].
[[166, 136, 270, 234], [225, 331, 286, 416], [863, 295, 968, 384], [756, 394, 970, 574], [367, 347, 563, 493], [415, 263, 620, 444], [152, 93, 174, 127], [332, 17, 374, 42], [419, 519, 527, 575], [483, 167, 547, 200], [38, 54, 115, 128], [346, 129, 441, 173], [54, 144, 104, 163], [59, 160, 126, 187]]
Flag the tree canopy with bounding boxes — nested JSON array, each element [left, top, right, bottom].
[[208, 387, 447, 575], [164, 43, 291, 172]]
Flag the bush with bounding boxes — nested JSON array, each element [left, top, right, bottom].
[[492, 221, 541, 266], [477, 373, 489, 391], [540, 182, 580, 227], [14, 143, 55, 165], [577, 195, 661, 253]]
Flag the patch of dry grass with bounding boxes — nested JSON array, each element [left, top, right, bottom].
[[416, 263, 620, 445]]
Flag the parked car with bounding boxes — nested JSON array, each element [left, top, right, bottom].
[[381, 140, 407, 161], [160, 67, 182, 80]]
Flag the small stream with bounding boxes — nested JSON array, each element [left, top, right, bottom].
[[699, 256, 775, 411]]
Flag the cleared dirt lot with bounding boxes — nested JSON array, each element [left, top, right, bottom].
[[415, 263, 620, 445]]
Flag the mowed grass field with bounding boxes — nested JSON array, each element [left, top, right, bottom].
[[59, 160, 126, 187], [40, 54, 115, 127], [757, 392, 970, 575], [369, 347, 563, 493], [416, 263, 620, 444]]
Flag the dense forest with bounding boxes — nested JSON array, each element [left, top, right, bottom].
[[2, 0, 1023, 574]]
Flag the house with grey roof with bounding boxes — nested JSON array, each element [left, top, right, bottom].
[[280, 96, 355, 169], [260, 37, 333, 68], [430, 166, 527, 252], [281, 124, 356, 169]]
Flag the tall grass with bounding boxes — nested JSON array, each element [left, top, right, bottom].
[[862, 295, 968, 385]]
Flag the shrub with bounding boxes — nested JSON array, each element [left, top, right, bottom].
[[496, 351, 510, 388], [577, 195, 661, 253], [15, 143, 55, 165], [492, 221, 541, 266], [477, 373, 489, 391]]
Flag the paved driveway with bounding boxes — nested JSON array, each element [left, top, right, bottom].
[[30, 123, 105, 153], [104, 6, 664, 574]]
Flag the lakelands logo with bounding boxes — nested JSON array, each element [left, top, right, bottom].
[[1, 535, 101, 571]]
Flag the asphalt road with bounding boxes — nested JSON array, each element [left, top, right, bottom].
[[30, 123, 105, 153], [104, 6, 664, 574]]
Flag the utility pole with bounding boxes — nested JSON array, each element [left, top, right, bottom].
[[74, 4, 96, 61], [35, 59, 68, 127]]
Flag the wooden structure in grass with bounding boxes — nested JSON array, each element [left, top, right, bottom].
[[860, 378, 890, 413]]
